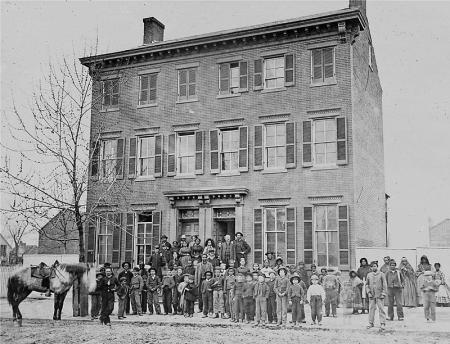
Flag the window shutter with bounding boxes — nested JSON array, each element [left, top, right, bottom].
[[338, 205, 349, 265], [210, 130, 219, 174], [286, 207, 296, 265], [303, 207, 313, 264], [311, 50, 322, 82], [154, 134, 163, 177], [195, 131, 204, 175], [139, 75, 149, 105], [112, 213, 122, 265], [167, 134, 176, 176], [302, 120, 313, 167], [254, 59, 263, 90], [253, 208, 263, 264], [284, 54, 295, 86], [115, 138, 125, 179], [152, 211, 161, 249], [336, 117, 347, 165], [239, 61, 248, 91], [219, 64, 229, 94], [253, 125, 263, 170], [238, 126, 248, 172], [125, 213, 134, 264], [86, 216, 96, 263], [149, 74, 157, 103], [128, 137, 137, 179], [323, 47, 335, 80], [285, 122, 296, 168], [90, 141, 100, 179]]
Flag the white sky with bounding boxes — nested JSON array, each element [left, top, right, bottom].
[[1, 1, 450, 247]]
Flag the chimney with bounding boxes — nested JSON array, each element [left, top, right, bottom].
[[143, 17, 165, 44], [349, 0, 366, 16]]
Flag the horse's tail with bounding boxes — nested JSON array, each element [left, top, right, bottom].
[[7, 275, 18, 305]]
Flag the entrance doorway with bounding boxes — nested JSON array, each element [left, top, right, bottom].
[[212, 208, 236, 243]]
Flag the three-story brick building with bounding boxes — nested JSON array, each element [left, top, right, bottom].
[[80, 0, 385, 271]]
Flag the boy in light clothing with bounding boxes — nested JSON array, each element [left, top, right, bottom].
[[307, 274, 325, 325]]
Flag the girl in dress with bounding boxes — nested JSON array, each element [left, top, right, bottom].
[[348, 270, 363, 314], [203, 238, 216, 255], [433, 263, 450, 307], [416, 255, 432, 306], [179, 240, 192, 268], [356, 257, 371, 314], [399, 257, 417, 307]]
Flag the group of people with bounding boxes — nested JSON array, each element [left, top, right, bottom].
[[89, 234, 450, 329]]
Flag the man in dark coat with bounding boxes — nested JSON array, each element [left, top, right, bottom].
[[98, 267, 119, 326], [234, 232, 251, 263], [117, 262, 133, 314], [148, 245, 166, 279]]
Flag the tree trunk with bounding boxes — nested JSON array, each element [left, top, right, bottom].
[[75, 206, 85, 263], [74, 205, 88, 316]]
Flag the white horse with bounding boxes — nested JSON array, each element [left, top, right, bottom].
[[7, 261, 97, 326]]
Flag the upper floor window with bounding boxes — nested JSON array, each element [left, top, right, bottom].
[[254, 122, 296, 171], [210, 127, 248, 174], [138, 136, 155, 177], [139, 73, 157, 105], [90, 138, 124, 181], [102, 79, 119, 110], [178, 133, 196, 175], [178, 68, 197, 101], [302, 116, 347, 168], [167, 131, 204, 176], [254, 54, 294, 90], [219, 61, 248, 95], [311, 47, 335, 85]]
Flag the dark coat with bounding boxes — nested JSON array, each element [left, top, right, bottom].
[[148, 253, 166, 277], [184, 282, 198, 301]]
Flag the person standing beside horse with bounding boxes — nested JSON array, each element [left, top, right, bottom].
[[98, 267, 119, 326]]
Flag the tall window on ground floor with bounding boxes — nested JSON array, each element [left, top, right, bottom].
[[97, 213, 121, 265], [136, 212, 160, 265]]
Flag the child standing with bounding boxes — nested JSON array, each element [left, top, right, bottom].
[[211, 267, 225, 318], [243, 273, 255, 323], [288, 273, 305, 327], [173, 267, 184, 315], [253, 272, 269, 327], [224, 267, 236, 320], [323, 268, 340, 317], [266, 271, 277, 324], [307, 274, 325, 325], [183, 274, 198, 317], [146, 267, 161, 315], [117, 277, 129, 320], [129, 267, 144, 316], [162, 270, 175, 315], [232, 272, 245, 322], [274, 266, 289, 327], [421, 270, 439, 322], [90, 270, 103, 320], [201, 271, 214, 318]]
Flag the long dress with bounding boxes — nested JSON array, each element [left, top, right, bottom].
[[399, 262, 417, 307], [416, 263, 432, 306], [179, 247, 192, 267], [357, 265, 371, 311], [434, 270, 450, 304]]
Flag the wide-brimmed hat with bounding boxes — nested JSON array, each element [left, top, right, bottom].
[[275, 256, 283, 264], [310, 274, 319, 281], [349, 269, 358, 277], [103, 262, 112, 268], [204, 270, 213, 278], [121, 261, 131, 269], [424, 271, 434, 277], [290, 272, 301, 284], [149, 267, 157, 273], [265, 252, 275, 256], [161, 234, 168, 239], [277, 266, 288, 275], [370, 260, 378, 266], [96, 269, 105, 277], [132, 267, 140, 272], [119, 277, 127, 282]]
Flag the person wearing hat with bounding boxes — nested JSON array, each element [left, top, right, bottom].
[[179, 240, 191, 268], [307, 274, 325, 325], [183, 274, 198, 317], [146, 267, 162, 315], [148, 245, 166, 280], [118, 262, 133, 314], [260, 259, 275, 278], [117, 276, 129, 319], [386, 259, 404, 321], [195, 254, 214, 313], [211, 267, 225, 318], [224, 267, 236, 319], [323, 267, 339, 317], [89, 269, 104, 320], [200, 270, 214, 318], [234, 232, 251, 263], [288, 272, 305, 327], [366, 260, 387, 330], [253, 272, 269, 327], [266, 271, 277, 324], [420, 270, 439, 322], [232, 272, 246, 322], [139, 263, 148, 314], [98, 266, 120, 326], [264, 252, 276, 268], [295, 261, 310, 288], [129, 267, 144, 316], [160, 234, 172, 251], [274, 266, 289, 327], [218, 234, 236, 269]]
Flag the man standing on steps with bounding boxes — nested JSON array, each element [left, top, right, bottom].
[[366, 261, 387, 331], [234, 232, 251, 263]]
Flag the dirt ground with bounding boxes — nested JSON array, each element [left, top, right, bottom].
[[0, 319, 448, 344]]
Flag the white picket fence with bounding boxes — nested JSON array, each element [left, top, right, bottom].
[[0, 265, 22, 298]]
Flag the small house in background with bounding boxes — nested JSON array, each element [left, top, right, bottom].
[[0, 233, 12, 265], [429, 218, 450, 247]]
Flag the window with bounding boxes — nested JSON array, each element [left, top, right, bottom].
[[177, 133, 196, 174], [302, 117, 347, 167], [311, 47, 335, 84], [315, 205, 339, 267], [99, 139, 124, 180], [139, 73, 157, 105], [97, 213, 120, 265], [253, 207, 296, 265], [178, 209, 199, 242], [313, 118, 337, 166], [254, 54, 294, 90], [265, 123, 286, 169], [102, 79, 119, 109], [219, 61, 248, 95], [138, 136, 155, 177], [210, 127, 248, 174], [221, 129, 239, 171], [136, 213, 153, 265], [0, 245, 6, 257], [178, 68, 197, 101]]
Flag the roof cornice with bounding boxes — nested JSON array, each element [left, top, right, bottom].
[[80, 8, 366, 69]]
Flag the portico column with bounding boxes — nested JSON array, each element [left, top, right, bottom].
[[168, 202, 177, 241], [204, 207, 212, 240], [235, 204, 243, 235]]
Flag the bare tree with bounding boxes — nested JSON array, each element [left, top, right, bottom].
[[0, 46, 130, 263], [3, 215, 31, 264]]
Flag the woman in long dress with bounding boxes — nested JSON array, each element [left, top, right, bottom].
[[179, 240, 192, 268], [356, 257, 371, 314], [433, 263, 450, 306], [399, 257, 417, 307], [415, 255, 432, 306]]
